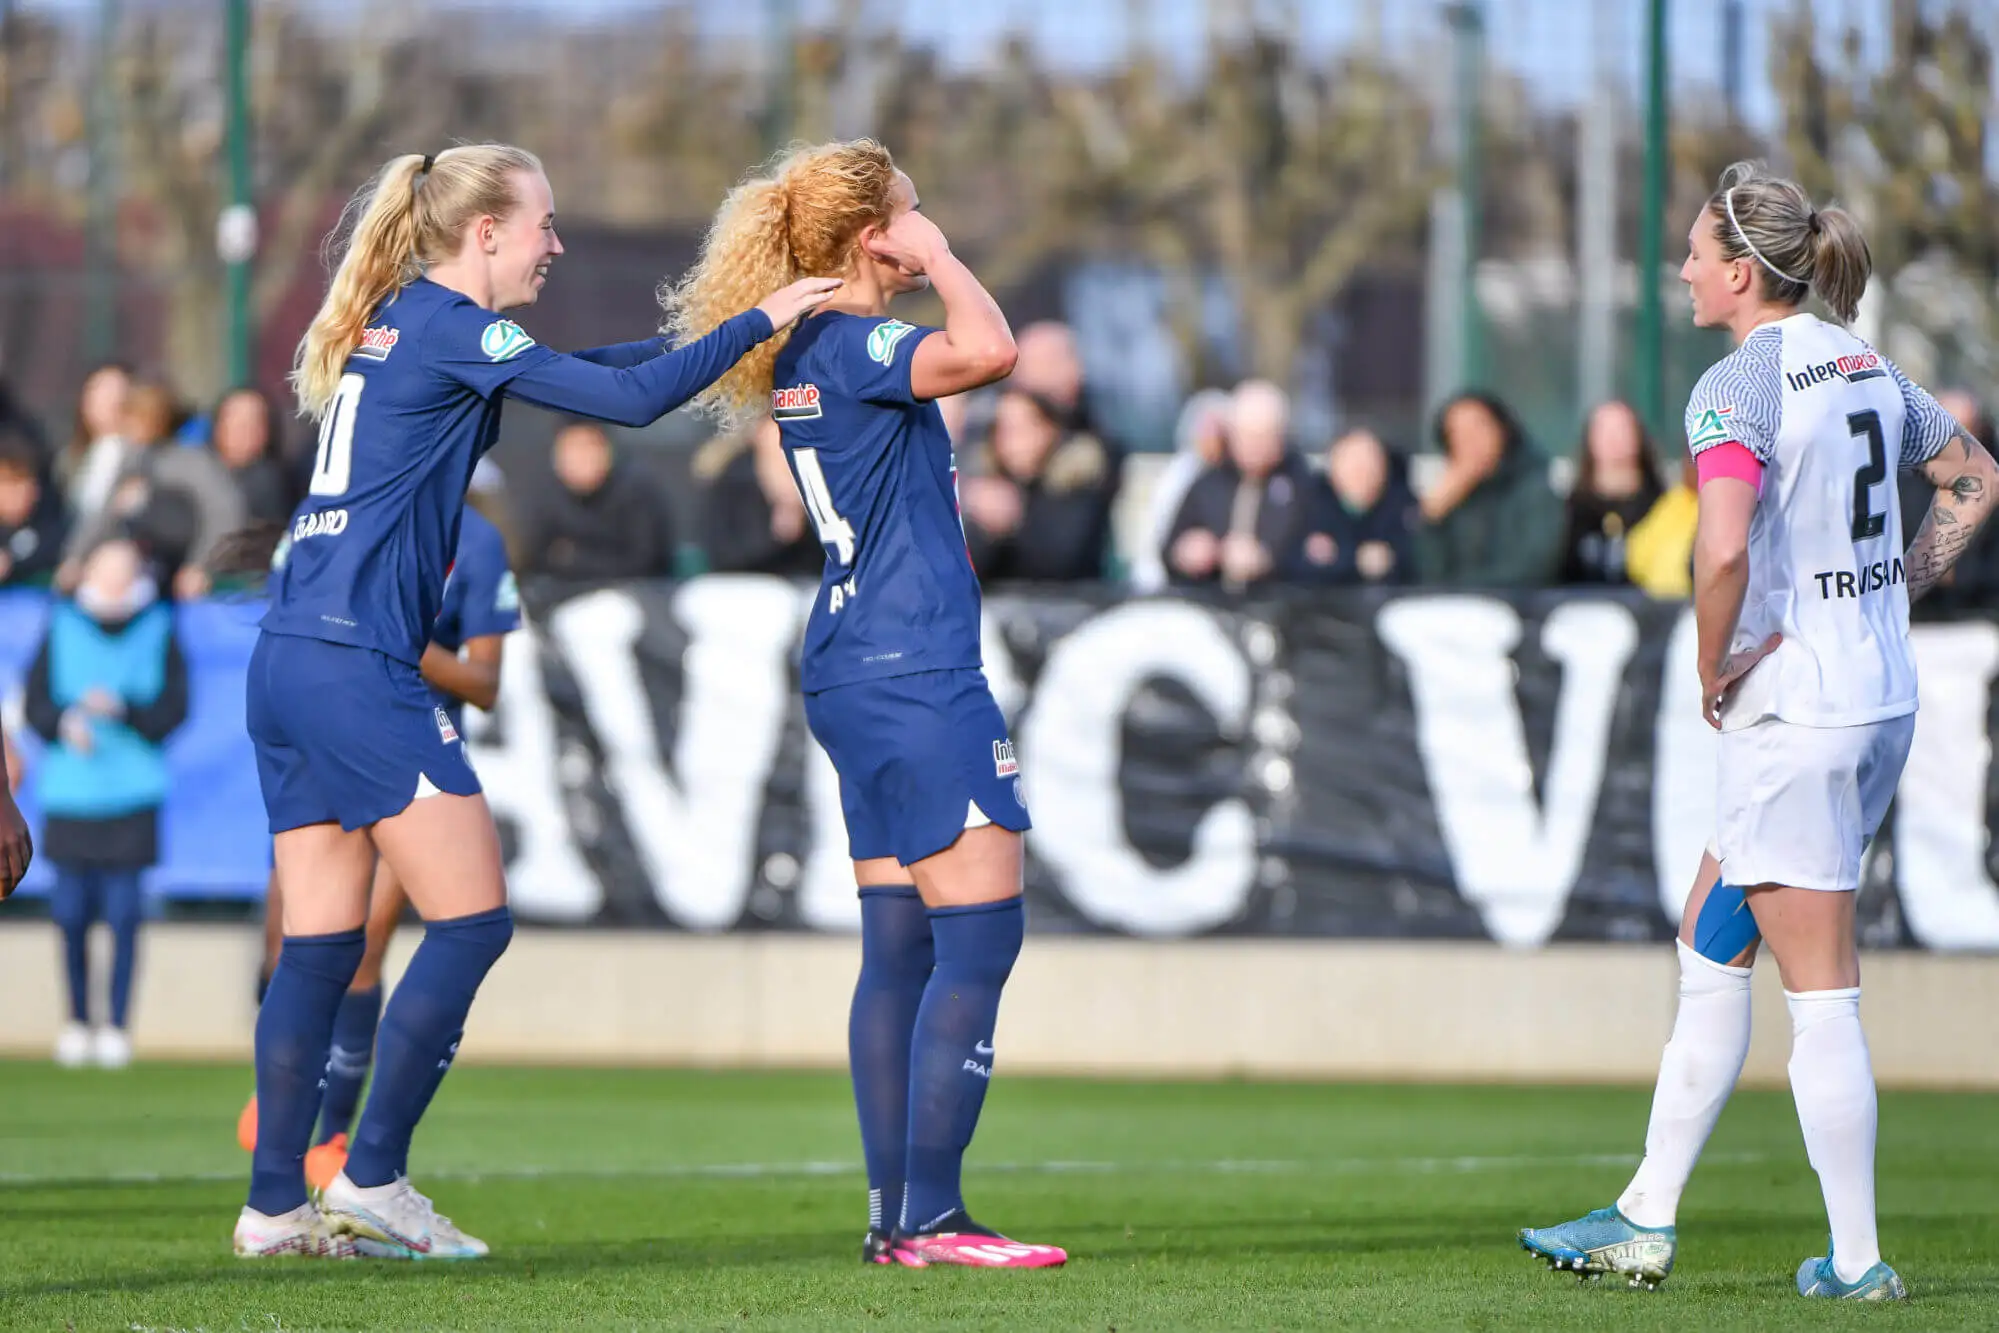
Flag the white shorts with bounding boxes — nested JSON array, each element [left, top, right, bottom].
[[1714, 713, 1915, 892]]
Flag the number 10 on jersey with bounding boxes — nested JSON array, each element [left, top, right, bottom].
[[310, 373, 364, 498], [790, 447, 857, 566]]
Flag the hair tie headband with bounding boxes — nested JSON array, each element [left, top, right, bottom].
[[414, 154, 435, 191], [1724, 186, 1809, 287]]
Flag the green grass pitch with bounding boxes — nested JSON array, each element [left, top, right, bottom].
[[4, 1062, 1998, 1330]]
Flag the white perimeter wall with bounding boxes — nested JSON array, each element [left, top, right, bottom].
[[1, 925, 1992, 1088]]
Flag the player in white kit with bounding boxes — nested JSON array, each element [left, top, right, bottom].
[[1519, 161, 1999, 1300]]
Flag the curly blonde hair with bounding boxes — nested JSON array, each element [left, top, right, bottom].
[[662, 139, 900, 426], [293, 144, 544, 420]]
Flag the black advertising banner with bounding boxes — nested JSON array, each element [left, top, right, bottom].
[[466, 578, 1999, 950]]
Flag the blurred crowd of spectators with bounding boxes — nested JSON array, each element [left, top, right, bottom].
[[2, 327, 1992, 606]]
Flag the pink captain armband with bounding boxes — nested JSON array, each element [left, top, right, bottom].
[[1695, 440, 1765, 492]]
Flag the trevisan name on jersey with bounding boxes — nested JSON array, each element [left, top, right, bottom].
[[1786, 351, 1886, 393], [1812, 557, 1905, 600], [772, 384, 822, 420], [293, 509, 349, 541]]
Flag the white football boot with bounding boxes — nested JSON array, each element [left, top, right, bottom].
[[321, 1170, 489, 1260], [233, 1202, 360, 1259]]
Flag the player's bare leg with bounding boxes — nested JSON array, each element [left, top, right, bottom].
[[237, 822, 374, 1258], [1748, 884, 1905, 1300], [1520, 848, 1753, 1289], [306, 859, 408, 1192], [887, 825, 1065, 1269], [320, 793, 506, 1260]]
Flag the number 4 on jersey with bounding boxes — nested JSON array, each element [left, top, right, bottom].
[[790, 447, 857, 566]]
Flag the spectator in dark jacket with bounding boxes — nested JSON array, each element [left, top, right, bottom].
[[209, 386, 298, 526], [1418, 390, 1563, 586], [24, 536, 189, 1069], [1165, 379, 1340, 589], [0, 427, 67, 586], [1558, 400, 1668, 585], [693, 418, 823, 576], [515, 420, 673, 580], [1319, 427, 1419, 585], [962, 389, 1119, 582]]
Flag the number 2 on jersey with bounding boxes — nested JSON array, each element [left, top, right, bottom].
[[310, 374, 364, 498], [1847, 409, 1887, 542], [791, 447, 857, 566]]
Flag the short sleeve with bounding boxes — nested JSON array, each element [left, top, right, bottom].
[[425, 299, 561, 398], [1684, 330, 1782, 464], [839, 318, 938, 406], [1889, 361, 1961, 469], [453, 523, 521, 641]]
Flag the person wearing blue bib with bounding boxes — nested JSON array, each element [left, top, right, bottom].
[[22, 537, 188, 1070]]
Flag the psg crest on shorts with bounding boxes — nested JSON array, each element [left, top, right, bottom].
[[434, 707, 460, 745]]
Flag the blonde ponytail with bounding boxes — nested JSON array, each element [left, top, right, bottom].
[[663, 138, 899, 426], [292, 154, 427, 420], [291, 143, 547, 420], [1807, 205, 1873, 328]]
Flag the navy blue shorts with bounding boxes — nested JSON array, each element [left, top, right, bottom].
[[804, 667, 1031, 866], [246, 632, 481, 834]]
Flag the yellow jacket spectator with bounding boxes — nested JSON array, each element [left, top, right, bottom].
[[1624, 457, 1698, 598]]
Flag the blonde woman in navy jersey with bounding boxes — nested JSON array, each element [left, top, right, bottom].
[[232, 143, 837, 1261], [1521, 162, 1999, 1300], [668, 140, 1065, 1268]]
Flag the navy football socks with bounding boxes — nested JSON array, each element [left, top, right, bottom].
[[849, 885, 936, 1233], [247, 928, 366, 1216], [345, 906, 512, 1189], [899, 897, 1025, 1233], [315, 985, 383, 1145]]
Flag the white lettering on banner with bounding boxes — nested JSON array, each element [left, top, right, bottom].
[[1651, 608, 1717, 921], [463, 612, 601, 921], [793, 580, 857, 930], [797, 738, 856, 930], [1895, 622, 1999, 948], [1019, 600, 1255, 935], [548, 579, 795, 930], [1380, 597, 1639, 947], [792, 597, 1027, 931]]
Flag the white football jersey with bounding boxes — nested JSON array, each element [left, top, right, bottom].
[[1684, 313, 1959, 730]]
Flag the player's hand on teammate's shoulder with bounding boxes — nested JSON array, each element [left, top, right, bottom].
[[1701, 632, 1782, 730], [756, 277, 844, 331]]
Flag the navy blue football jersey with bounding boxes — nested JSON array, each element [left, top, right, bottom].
[[262, 277, 556, 663], [771, 311, 983, 692], [434, 507, 519, 655]]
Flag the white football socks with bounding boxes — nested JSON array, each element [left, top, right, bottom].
[[1786, 987, 1880, 1283], [1616, 941, 1752, 1229]]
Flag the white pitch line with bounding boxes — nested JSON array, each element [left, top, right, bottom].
[[0, 1150, 1765, 1189]]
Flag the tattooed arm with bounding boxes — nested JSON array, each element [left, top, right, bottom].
[[1906, 425, 1999, 603]]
